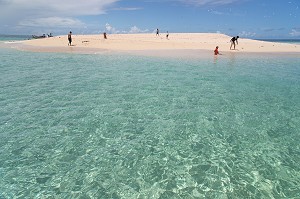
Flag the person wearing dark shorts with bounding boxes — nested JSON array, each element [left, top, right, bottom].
[[68, 31, 72, 46], [230, 36, 239, 50]]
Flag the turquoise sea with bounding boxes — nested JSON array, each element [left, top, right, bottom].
[[0, 35, 31, 41], [257, 39, 300, 45], [1, 36, 300, 198]]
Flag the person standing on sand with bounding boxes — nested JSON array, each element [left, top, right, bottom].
[[68, 31, 72, 46], [230, 36, 239, 50], [166, 31, 169, 39], [156, 28, 159, 36]]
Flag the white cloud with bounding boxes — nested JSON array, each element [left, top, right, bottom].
[[0, 0, 118, 33], [104, 24, 149, 34], [209, 10, 224, 15], [112, 7, 142, 11], [150, 0, 243, 5], [0, 0, 119, 17], [289, 29, 300, 37], [18, 17, 85, 28], [239, 31, 256, 38], [128, 26, 149, 34], [178, 0, 244, 6], [105, 23, 119, 34]]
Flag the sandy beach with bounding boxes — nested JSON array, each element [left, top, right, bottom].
[[15, 33, 300, 57]]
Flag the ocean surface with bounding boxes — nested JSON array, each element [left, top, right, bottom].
[[0, 35, 31, 41], [1, 36, 300, 198], [257, 39, 300, 45]]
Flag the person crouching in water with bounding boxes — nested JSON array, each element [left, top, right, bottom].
[[214, 46, 220, 55], [230, 36, 239, 50]]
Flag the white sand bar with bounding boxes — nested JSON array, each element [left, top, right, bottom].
[[19, 33, 300, 56]]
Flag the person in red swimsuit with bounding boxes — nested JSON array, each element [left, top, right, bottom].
[[214, 46, 220, 55]]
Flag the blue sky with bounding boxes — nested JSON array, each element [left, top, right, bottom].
[[0, 0, 299, 38]]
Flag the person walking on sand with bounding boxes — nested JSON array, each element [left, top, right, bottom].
[[166, 31, 169, 39], [68, 31, 72, 46], [230, 36, 239, 50], [156, 28, 159, 36]]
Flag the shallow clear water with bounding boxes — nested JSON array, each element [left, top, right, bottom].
[[0, 35, 31, 41], [0, 47, 300, 198], [257, 39, 300, 45]]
